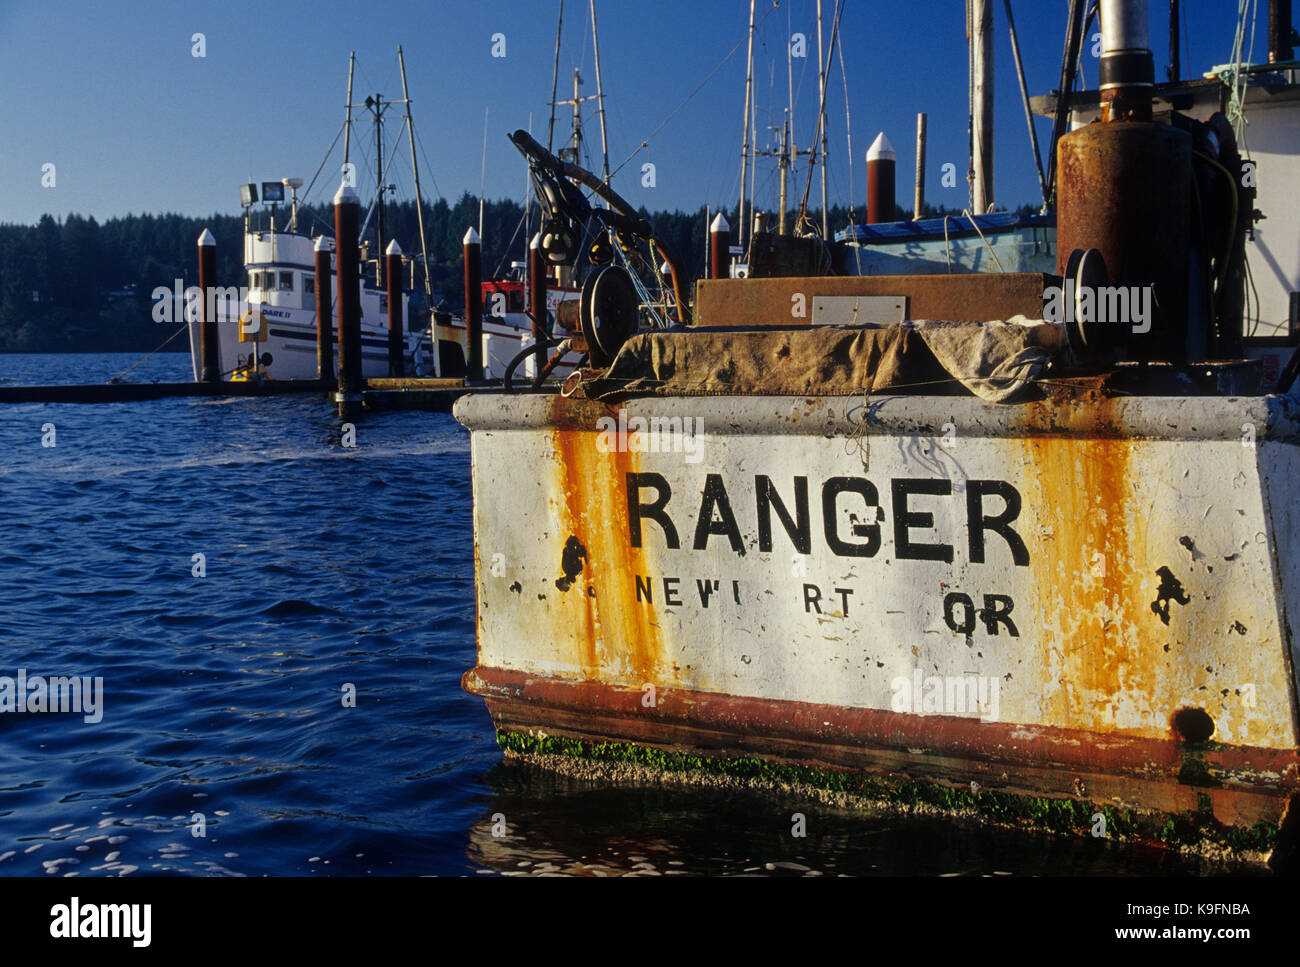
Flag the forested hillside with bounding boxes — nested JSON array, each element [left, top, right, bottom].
[[0, 193, 961, 353]]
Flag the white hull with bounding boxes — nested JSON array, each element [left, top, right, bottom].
[[186, 300, 432, 381]]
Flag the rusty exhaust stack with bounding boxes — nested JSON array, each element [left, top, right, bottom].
[[1057, 0, 1192, 362]]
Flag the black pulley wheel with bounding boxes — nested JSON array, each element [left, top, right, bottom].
[[580, 265, 639, 367], [1063, 247, 1109, 362]]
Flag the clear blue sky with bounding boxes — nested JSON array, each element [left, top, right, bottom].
[[0, 0, 1254, 228]]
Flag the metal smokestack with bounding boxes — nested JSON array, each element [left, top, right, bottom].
[[1099, 0, 1155, 120]]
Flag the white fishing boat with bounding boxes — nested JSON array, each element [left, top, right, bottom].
[[456, 0, 1300, 867], [187, 49, 443, 383], [186, 179, 434, 382]]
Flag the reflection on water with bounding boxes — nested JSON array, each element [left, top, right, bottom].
[[465, 758, 1251, 877]]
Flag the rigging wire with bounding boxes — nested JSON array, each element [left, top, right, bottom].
[[608, 0, 783, 182], [795, 0, 843, 236]]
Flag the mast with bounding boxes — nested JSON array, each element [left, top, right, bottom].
[[547, 0, 565, 152], [816, 0, 829, 237], [1168, 0, 1180, 80], [344, 52, 355, 171], [398, 46, 433, 307], [375, 92, 385, 285], [1003, 0, 1047, 209], [739, 0, 756, 252], [572, 69, 583, 156], [970, 0, 994, 214], [779, 117, 790, 233], [590, 0, 610, 183]]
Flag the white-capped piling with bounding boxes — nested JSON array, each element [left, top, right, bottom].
[[197, 229, 219, 383], [463, 228, 483, 381], [334, 183, 363, 416], [314, 235, 334, 385], [385, 239, 404, 378], [709, 213, 730, 280], [528, 233, 547, 373], [867, 133, 897, 225]]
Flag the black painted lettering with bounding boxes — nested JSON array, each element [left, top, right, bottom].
[[803, 583, 822, 614], [635, 575, 653, 603], [693, 474, 745, 554], [696, 578, 719, 607], [756, 475, 811, 554], [892, 478, 954, 562], [834, 587, 853, 616], [967, 480, 1030, 566], [628, 473, 679, 549], [979, 594, 1019, 637], [663, 577, 682, 606], [822, 477, 881, 557], [943, 592, 976, 635]]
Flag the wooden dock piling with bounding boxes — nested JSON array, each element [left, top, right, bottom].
[[314, 235, 335, 386], [386, 239, 404, 378], [334, 184, 363, 418], [463, 228, 483, 381], [197, 229, 220, 383], [528, 233, 546, 374], [709, 213, 730, 280]]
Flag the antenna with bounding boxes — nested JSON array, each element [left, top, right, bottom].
[[282, 177, 303, 232]]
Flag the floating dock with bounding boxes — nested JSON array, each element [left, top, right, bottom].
[[0, 377, 499, 411]]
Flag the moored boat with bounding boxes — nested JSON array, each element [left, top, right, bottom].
[[455, 0, 1300, 866]]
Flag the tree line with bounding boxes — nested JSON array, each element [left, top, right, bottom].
[[0, 192, 989, 353]]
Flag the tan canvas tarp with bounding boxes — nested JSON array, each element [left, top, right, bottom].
[[588, 319, 1058, 403]]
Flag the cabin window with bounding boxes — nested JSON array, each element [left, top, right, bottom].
[[279, 271, 294, 291], [249, 271, 261, 290], [304, 277, 315, 295], [379, 294, 388, 313]]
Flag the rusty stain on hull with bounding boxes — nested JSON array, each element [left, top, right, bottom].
[[459, 390, 1300, 854], [549, 403, 671, 692]]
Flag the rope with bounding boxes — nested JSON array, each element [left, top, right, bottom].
[[108, 325, 189, 383], [584, 368, 1127, 402], [1223, 0, 1260, 144], [962, 209, 1006, 273]]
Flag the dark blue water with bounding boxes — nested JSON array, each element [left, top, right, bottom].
[[0, 354, 1228, 876]]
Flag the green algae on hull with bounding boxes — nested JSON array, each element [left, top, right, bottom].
[[496, 729, 1279, 857]]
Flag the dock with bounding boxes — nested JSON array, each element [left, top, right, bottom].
[[0, 377, 511, 412]]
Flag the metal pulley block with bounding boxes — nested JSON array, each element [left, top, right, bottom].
[[1063, 247, 1111, 362], [579, 265, 638, 367]]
